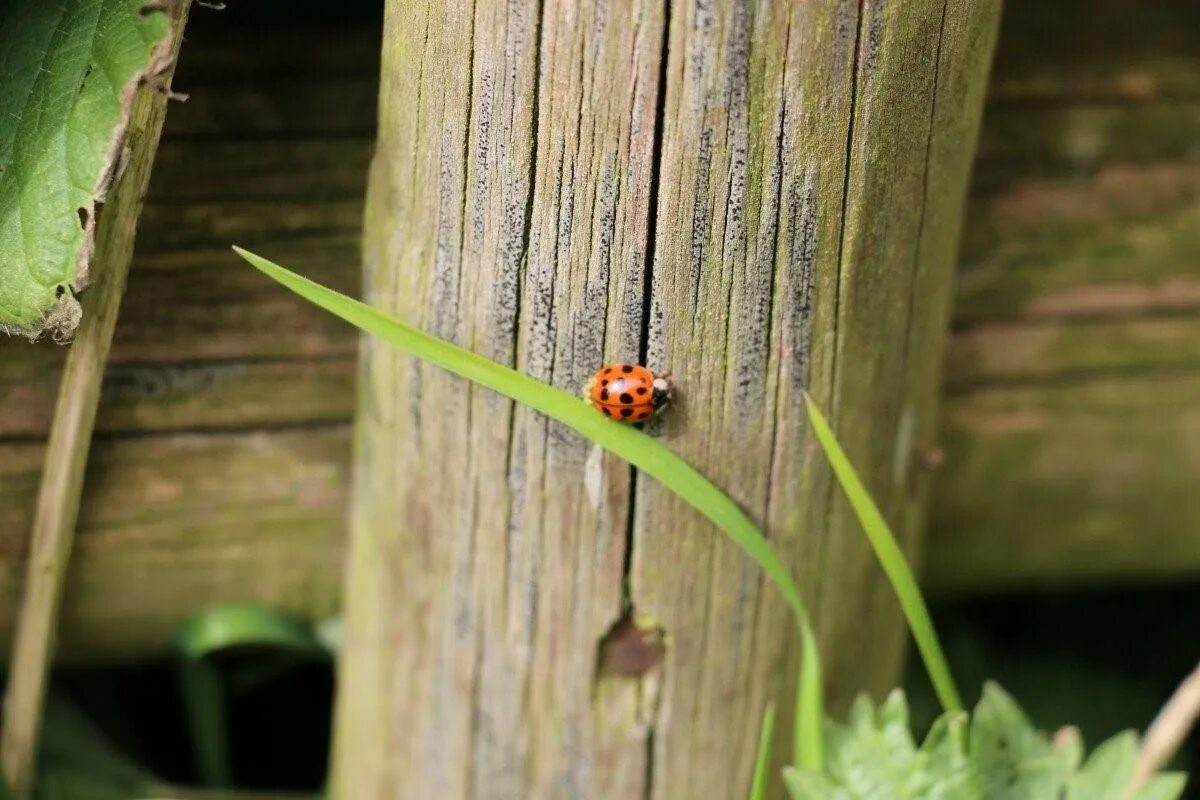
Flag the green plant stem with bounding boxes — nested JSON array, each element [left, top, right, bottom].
[[749, 703, 776, 800], [803, 392, 962, 713], [235, 246, 826, 769], [175, 605, 327, 787], [0, 9, 191, 794]]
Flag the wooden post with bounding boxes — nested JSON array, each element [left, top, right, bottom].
[[333, 1, 1000, 797]]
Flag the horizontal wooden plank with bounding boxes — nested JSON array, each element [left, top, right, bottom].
[[0, 430, 349, 663], [925, 372, 1200, 595], [926, 2, 1200, 595], [946, 315, 1200, 389], [987, 0, 1200, 103], [148, 139, 373, 204], [0, 357, 354, 439], [971, 105, 1200, 191], [166, 80, 376, 137], [956, 161, 1200, 323]]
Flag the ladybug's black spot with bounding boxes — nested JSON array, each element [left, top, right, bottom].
[[637, 410, 650, 420], [622, 365, 634, 373], [600, 390, 609, 401], [636, 387, 647, 396], [600, 407, 611, 417], [619, 393, 634, 404], [601, 379, 609, 387], [604, 367, 615, 376], [620, 408, 634, 418]]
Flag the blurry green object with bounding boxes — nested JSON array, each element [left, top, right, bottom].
[[35, 692, 148, 799], [175, 604, 327, 788], [0, 0, 171, 338], [781, 684, 1186, 800]]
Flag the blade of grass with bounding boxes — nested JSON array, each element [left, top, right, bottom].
[[178, 657, 231, 788], [176, 604, 325, 661], [749, 703, 776, 800], [233, 246, 826, 769], [802, 392, 961, 713], [175, 605, 326, 786]]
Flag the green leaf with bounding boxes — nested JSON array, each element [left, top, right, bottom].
[[233, 246, 828, 767], [782, 767, 842, 800], [0, 0, 171, 339], [782, 685, 1185, 800], [918, 712, 979, 799], [969, 682, 1078, 799], [1134, 773, 1188, 800], [803, 393, 962, 714], [783, 691, 930, 800], [749, 704, 776, 800], [1066, 731, 1138, 800], [175, 604, 326, 787], [175, 603, 326, 661]]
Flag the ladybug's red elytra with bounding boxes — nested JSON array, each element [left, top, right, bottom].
[[584, 364, 672, 423]]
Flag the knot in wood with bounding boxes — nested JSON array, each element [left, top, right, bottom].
[[598, 618, 665, 678]]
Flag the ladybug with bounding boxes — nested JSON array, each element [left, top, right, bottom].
[[584, 363, 672, 422]]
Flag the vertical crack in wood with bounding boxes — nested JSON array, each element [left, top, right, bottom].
[[504, 0, 546, 794], [830, 0, 866, 413], [896, 0, 950, 432], [457, 0, 485, 792], [760, 14, 794, 528], [813, 0, 868, 614], [616, 1, 672, 797], [642, 727, 657, 800]]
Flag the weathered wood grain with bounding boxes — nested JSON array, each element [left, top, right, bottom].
[[0, 0, 1194, 670], [336, 1, 999, 798], [334, 0, 663, 795], [926, 0, 1200, 595], [0, 6, 372, 661], [927, 158, 1200, 595], [928, 374, 1200, 594], [0, 430, 347, 662]]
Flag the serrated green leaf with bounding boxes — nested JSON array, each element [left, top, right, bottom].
[[919, 712, 980, 799], [782, 685, 1185, 800], [824, 691, 923, 797], [0, 0, 170, 337], [969, 682, 1078, 799], [786, 691, 956, 800], [1134, 772, 1188, 800], [1066, 731, 1138, 800], [782, 767, 844, 800]]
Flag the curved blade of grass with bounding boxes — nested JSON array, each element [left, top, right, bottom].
[[749, 703, 776, 800], [802, 392, 961, 713], [175, 603, 325, 661], [233, 246, 825, 769], [175, 605, 326, 787]]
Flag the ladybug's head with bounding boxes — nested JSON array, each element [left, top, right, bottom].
[[650, 376, 672, 410]]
